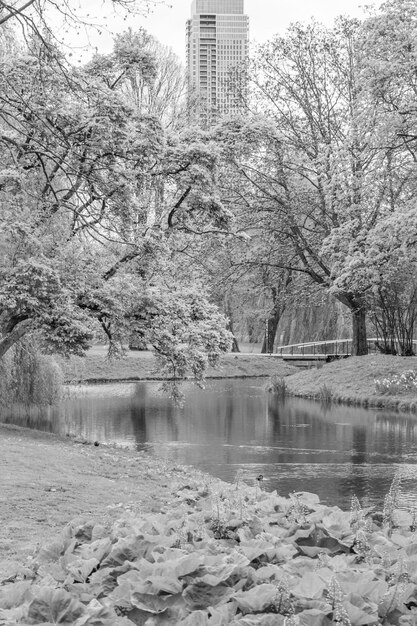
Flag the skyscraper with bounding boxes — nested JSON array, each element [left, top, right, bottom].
[[186, 0, 249, 125]]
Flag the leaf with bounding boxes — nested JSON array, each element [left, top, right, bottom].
[[233, 614, 286, 625], [197, 563, 238, 586], [206, 603, 237, 624], [0, 581, 32, 609], [343, 599, 379, 625], [76, 538, 112, 563], [73, 598, 116, 625], [295, 492, 321, 508], [291, 572, 327, 599], [67, 557, 100, 583], [37, 562, 68, 583], [26, 588, 86, 624], [37, 540, 66, 564], [337, 571, 386, 601], [0, 605, 28, 623], [297, 608, 333, 626], [233, 584, 277, 613], [101, 537, 154, 568], [145, 574, 183, 595], [179, 609, 209, 625], [295, 524, 351, 556], [130, 591, 181, 614], [183, 582, 235, 610], [173, 554, 202, 578], [254, 564, 284, 581]]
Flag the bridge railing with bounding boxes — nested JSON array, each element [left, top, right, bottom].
[[274, 338, 416, 357], [275, 339, 352, 357]]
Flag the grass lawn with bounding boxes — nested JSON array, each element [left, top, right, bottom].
[[285, 354, 417, 411], [61, 345, 297, 383]]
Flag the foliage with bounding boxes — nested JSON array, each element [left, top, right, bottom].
[[267, 376, 287, 397], [369, 273, 417, 357], [0, 27, 231, 385], [213, 4, 417, 355], [374, 370, 417, 395], [318, 384, 333, 404], [3, 478, 417, 624], [0, 337, 63, 406]]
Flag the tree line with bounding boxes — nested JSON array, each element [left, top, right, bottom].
[[1, 0, 417, 399]]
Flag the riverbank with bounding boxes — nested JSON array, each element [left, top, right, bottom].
[[284, 354, 417, 411], [61, 349, 417, 411], [2, 423, 417, 625], [0, 423, 213, 568], [62, 347, 297, 383]]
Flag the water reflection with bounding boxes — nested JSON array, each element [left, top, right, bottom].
[[2, 379, 417, 510]]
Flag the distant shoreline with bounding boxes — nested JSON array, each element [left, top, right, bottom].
[[62, 349, 417, 413], [61, 348, 297, 384]]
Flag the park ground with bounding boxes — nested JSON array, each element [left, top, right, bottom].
[[61, 344, 297, 383], [2, 349, 417, 573]]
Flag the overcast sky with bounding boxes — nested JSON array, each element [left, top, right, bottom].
[[64, 0, 380, 63]]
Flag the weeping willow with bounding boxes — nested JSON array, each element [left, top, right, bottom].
[[0, 338, 63, 406]]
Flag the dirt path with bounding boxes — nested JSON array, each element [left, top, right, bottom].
[[0, 424, 196, 572]]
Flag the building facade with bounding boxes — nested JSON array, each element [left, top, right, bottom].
[[186, 0, 249, 125]]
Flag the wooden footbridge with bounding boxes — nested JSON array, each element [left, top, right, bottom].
[[274, 339, 382, 363]]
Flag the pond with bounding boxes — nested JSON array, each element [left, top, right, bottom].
[[2, 378, 417, 511]]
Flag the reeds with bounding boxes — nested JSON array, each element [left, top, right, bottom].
[[267, 375, 288, 397]]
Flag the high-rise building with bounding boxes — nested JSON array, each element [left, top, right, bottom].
[[186, 0, 249, 125]]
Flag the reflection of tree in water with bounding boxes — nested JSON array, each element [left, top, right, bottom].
[[337, 426, 370, 504], [224, 389, 235, 445], [375, 413, 417, 457], [266, 396, 392, 506], [0, 404, 55, 433], [130, 383, 181, 447], [267, 396, 350, 463]]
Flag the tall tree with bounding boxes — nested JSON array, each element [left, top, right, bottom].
[[214, 16, 417, 355], [0, 32, 231, 382]]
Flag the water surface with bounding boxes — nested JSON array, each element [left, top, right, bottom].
[[2, 379, 417, 510]]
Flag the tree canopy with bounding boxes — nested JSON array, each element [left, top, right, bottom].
[[0, 22, 231, 384], [211, 3, 417, 355]]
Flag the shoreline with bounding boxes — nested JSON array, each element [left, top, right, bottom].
[[62, 350, 297, 384], [0, 422, 216, 565], [62, 350, 417, 413], [3, 356, 417, 623], [284, 354, 417, 414], [71, 372, 283, 384], [2, 422, 417, 625], [0, 355, 417, 564]]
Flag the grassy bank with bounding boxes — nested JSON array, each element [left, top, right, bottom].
[[62, 346, 297, 383], [284, 354, 417, 412]]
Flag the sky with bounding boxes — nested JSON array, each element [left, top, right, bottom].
[[61, 0, 380, 64]]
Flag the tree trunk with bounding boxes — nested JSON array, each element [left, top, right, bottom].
[[0, 319, 32, 360], [351, 305, 368, 356], [261, 311, 280, 353], [261, 284, 288, 354], [224, 296, 240, 353], [230, 334, 240, 353], [335, 294, 368, 356]]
